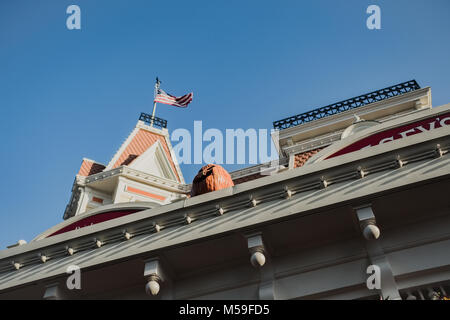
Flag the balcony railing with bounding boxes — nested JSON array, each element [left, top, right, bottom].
[[273, 80, 421, 130], [139, 112, 168, 129]]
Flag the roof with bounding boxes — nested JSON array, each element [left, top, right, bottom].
[[1, 122, 449, 291], [294, 148, 322, 168], [77, 159, 106, 177], [106, 124, 182, 182]]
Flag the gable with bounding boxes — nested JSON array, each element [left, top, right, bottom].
[[128, 140, 178, 181], [107, 128, 181, 182]]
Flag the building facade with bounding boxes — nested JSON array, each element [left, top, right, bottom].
[[1, 80, 449, 300]]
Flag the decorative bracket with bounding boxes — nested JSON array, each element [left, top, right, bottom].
[[355, 205, 380, 240], [246, 232, 267, 268], [354, 205, 401, 300], [245, 232, 276, 299], [43, 282, 66, 300], [143, 258, 166, 296]]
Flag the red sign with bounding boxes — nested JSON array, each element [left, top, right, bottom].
[[47, 209, 142, 238], [327, 112, 450, 159]]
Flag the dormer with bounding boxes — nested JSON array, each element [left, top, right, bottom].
[[63, 113, 188, 220]]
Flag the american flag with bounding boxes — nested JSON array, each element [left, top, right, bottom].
[[154, 88, 193, 108]]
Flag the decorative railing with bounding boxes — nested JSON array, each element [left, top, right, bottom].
[[139, 112, 168, 129], [273, 80, 421, 130]]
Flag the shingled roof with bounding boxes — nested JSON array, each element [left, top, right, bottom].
[[106, 125, 182, 182], [77, 158, 106, 177]]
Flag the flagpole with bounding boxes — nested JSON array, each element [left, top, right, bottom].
[[151, 77, 161, 127]]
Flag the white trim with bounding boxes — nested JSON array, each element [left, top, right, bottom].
[[85, 166, 189, 193], [130, 140, 178, 182], [163, 132, 185, 184], [306, 103, 450, 165], [105, 126, 141, 170], [81, 158, 105, 166], [32, 202, 159, 241], [229, 158, 289, 180], [278, 87, 431, 141], [282, 131, 342, 156]]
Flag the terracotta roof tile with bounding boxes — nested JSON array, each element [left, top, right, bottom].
[[294, 148, 322, 168], [78, 159, 106, 177], [112, 129, 181, 182]]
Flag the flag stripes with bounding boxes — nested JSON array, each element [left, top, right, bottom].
[[154, 89, 193, 108]]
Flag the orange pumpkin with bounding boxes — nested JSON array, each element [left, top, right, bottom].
[[190, 164, 234, 197]]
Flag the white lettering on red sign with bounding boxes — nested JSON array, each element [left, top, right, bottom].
[[327, 113, 450, 159]]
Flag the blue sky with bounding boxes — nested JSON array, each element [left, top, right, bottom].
[[0, 0, 449, 248]]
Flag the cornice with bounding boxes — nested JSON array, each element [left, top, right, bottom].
[[84, 166, 190, 193], [282, 130, 343, 155], [278, 87, 431, 141], [229, 158, 289, 180], [282, 102, 441, 158], [307, 102, 450, 165], [1, 126, 448, 285]]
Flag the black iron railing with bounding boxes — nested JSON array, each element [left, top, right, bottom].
[[139, 112, 168, 129], [273, 80, 421, 130]]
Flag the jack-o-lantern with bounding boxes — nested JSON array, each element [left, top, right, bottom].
[[190, 164, 234, 197]]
